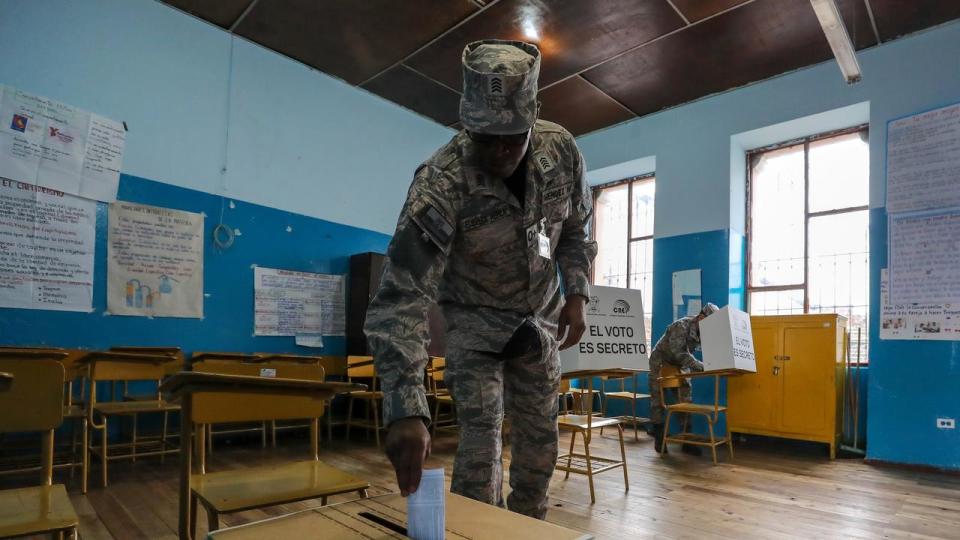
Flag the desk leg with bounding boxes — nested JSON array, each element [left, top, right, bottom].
[[179, 398, 193, 540]]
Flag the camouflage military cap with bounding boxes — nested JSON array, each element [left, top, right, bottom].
[[700, 302, 720, 317], [460, 39, 540, 135]]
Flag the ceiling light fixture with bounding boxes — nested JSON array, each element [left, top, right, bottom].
[[522, 19, 540, 41], [810, 0, 862, 84]]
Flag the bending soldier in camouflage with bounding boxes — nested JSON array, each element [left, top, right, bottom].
[[364, 39, 597, 519], [648, 303, 720, 455]]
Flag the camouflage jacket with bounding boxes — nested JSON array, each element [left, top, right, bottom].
[[650, 317, 704, 372], [365, 120, 598, 424]]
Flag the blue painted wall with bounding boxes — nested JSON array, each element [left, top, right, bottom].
[[578, 19, 960, 468], [867, 208, 959, 469], [0, 0, 453, 235], [0, 174, 390, 355]]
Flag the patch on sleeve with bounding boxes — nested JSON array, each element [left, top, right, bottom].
[[411, 203, 455, 253]]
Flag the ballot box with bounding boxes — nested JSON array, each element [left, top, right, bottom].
[[699, 305, 757, 372], [208, 492, 593, 539], [560, 285, 648, 373]]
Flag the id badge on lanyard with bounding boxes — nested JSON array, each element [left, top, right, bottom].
[[526, 218, 551, 260]]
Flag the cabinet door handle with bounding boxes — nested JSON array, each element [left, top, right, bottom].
[[782, 355, 791, 361], [773, 366, 780, 376]]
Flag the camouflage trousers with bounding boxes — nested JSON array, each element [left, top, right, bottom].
[[648, 354, 692, 425], [444, 321, 560, 520]]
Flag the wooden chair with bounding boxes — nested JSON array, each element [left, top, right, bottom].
[[0, 349, 89, 490], [251, 355, 330, 446], [207, 353, 330, 448], [601, 373, 651, 441], [659, 368, 735, 464], [111, 347, 183, 461], [556, 375, 628, 504], [160, 371, 371, 539], [0, 357, 79, 539], [84, 351, 181, 489], [190, 352, 257, 365], [254, 355, 349, 442], [111, 346, 185, 388], [191, 353, 267, 452], [568, 383, 603, 416], [427, 357, 457, 436], [344, 356, 384, 447]]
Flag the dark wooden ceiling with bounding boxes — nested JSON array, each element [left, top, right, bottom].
[[163, 0, 960, 136]]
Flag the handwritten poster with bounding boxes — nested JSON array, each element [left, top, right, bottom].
[[888, 209, 960, 305], [886, 102, 960, 213], [880, 269, 960, 341], [0, 84, 126, 203], [107, 202, 204, 318], [0, 178, 95, 311], [254, 267, 345, 336]]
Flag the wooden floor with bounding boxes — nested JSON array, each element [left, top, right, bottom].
[[2, 427, 959, 539]]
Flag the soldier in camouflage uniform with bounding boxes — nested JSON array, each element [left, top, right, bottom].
[[648, 302, 719, 454], [364, 39, 597, 519]]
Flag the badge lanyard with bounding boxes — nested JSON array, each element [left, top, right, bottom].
[[526, 217, 551, 259]]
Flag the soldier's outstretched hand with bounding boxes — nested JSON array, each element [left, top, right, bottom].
[[557, 295, 588, 351], [385, 417, 432, 496]]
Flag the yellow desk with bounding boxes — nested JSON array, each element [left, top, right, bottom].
[[207, 492, 592, 539]]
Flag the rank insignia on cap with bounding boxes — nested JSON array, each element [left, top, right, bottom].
[[488, 75, 504, 95]]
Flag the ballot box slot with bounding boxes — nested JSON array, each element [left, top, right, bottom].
[[357, 511, 408, 535]]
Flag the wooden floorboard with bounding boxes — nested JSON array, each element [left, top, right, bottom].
[[1, 429, 958, 539]]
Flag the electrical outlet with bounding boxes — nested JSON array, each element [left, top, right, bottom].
[[936, 418, 955, 429]]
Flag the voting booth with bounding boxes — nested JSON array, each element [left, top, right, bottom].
[[699, 305, 757, 372], [560, 286, 648, 372]]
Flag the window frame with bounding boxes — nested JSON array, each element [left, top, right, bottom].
[[590, 173, 656, 286], [745, 124, 870, 358]]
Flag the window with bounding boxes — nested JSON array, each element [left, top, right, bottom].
[[592, 174, 655, 343], [747, 127, 869, 361]]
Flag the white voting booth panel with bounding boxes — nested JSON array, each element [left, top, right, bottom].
[[700, 306, 757, 372], [560, 286, 648, 373]]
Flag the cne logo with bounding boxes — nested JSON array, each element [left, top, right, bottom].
[[10, 114, 27, 132], [488, 76, 504, 95], [613, 299, 631, 314]]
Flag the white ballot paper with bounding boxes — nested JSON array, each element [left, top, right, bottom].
[[407, 467, 445, 540]]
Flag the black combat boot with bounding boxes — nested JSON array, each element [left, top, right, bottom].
[[651, 423, 667, 454], [681, 444, 702, 456]]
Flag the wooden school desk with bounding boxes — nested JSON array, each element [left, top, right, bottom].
[[207, 492, 593, 539]]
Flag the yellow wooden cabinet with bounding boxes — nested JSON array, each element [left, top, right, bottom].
[[728, 314, 847, 458]]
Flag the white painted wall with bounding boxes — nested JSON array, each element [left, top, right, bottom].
[[0, 0, 454, 234], [577, 20, 960, 238]]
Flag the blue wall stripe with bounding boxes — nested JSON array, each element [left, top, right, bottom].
[[866, 207, 960, 469]]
